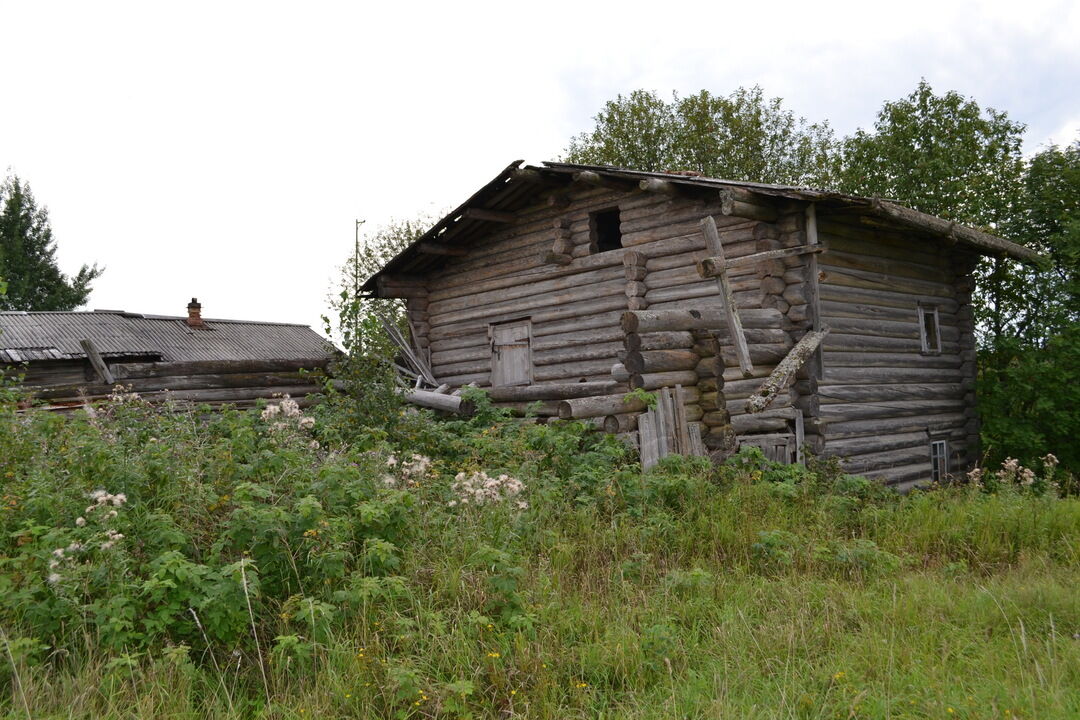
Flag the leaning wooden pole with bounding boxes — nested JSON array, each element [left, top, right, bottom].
[[699, 216, 754, 377], [745, 328, 830, 414]]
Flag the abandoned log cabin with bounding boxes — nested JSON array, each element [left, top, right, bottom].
[[363, 161, 1039, 489], [0, 299, 334, 410]]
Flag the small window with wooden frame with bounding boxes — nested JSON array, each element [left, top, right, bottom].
[[589, 207, 622, 254], [930, 439, 949, 483], [490, 319, 532, 387], [918, 304, 941, 355]]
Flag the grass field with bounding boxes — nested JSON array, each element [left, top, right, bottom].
[[0, 387, 1077, 719]]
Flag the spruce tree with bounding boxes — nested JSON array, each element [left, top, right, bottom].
[[0, 174, 102, 311]]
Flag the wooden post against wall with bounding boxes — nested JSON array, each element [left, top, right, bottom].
[[79, 339, 115, 384], [699, 216, 754, 377], [804, 203, 824, 379]]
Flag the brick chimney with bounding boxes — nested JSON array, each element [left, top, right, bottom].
[[186, 298, 204, 328]]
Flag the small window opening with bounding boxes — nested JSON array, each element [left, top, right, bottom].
[[590, 208, 622, 253], [930, 440, 949, 483], [919, 305, 941, 354]]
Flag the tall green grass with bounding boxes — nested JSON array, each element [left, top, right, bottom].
[[0, 389, 1077, 718]]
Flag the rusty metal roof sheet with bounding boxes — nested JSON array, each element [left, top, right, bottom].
[[0, 310, 333, 364]]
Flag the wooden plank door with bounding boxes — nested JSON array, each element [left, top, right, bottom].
[[490, 319, 532, 387]]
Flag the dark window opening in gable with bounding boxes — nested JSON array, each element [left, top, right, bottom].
[[590, 208, 622, 254]]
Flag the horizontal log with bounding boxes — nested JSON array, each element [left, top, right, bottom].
[[821, 412, 966, 439], [401, 388, 473, 415], [719, 189, 779, 221], [696, 245, 823, 277], [818, 383, 964, 404], [486, 381, 619, 402], [629, 370, 699, 390], [823, 352, 961, 369], [417, 242, 468, 256], [602, 413, 639, 434], [624, 349, 700, 374], [823, 431, 935, 458], [111, 357, 331, 380], [622, 307, 783, 333], [818, 283, 960, 314], [31, 371, 317, 400], [463, 207, 516, 223], [624, 331, 695, 352], [560, 393, 646, 419], [819, 399, 963, 422], [820, 366, 965, 385]]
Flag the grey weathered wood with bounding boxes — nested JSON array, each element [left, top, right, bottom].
[[718, 188, 779, 222], [624, 349, 699, 374], [400, 388, 474, 415], [417, 242, 468, 256], [638, 178, 682, 196], [696, 245, 824, 277], [745, 328, 830, 414], [463, 207, 516, 223], [622, 307, 782, 333], [79, 339, 115, 384], [487, 381, 617, 402], [699, 216, 753, 376]]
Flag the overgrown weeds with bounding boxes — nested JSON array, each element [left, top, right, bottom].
[[0, 388, 1077, 718]]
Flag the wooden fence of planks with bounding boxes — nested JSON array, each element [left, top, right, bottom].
[[637, 385, 706, 471]]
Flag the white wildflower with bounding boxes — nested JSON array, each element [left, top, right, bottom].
[[106, 510, 118, 520], [386, 455, 398, 468], [381, 474, 397, 488], [279, 396, 301, 418], [1019, 468, 1036, 487], [89, 489, 108, 502], [66, 542, 84, 553], [261, 403, 281, 420], [309, 440, 320, 450], [112, 493, 127, 506], [75, 517, 86, 527], [100, 541, 114, 550], [52, 548, 65, 559], [47, 573, 62, 585], [299, 416, 315, 429], [1043, 453, 1059, 468]]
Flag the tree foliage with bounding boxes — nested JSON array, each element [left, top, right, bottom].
[[565, 87, 837, 186], [837, 80, 1026, 229], [0, 174, 102, 311]]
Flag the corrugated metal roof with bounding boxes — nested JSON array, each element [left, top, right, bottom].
[[0, 310, 333, 364]]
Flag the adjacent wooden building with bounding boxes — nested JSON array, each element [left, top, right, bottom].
[[363, 161, 1039, 489], [0, 299, 334, 410]]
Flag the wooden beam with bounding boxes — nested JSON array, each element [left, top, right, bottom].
[[399, 387, 473, 415], [696, 244, 825, 277], [572, 170, 638, 191], [700, 216, 754, 377], [638, 178, 681, 196], [463, 207, 516, 223], [79, 339, 115, 384], [417, 242, 467, 256], [805, 203, 824, 379], [718, 188, 779, 222], [744, 328, 829, 414]]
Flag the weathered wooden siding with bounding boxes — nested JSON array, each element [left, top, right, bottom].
[[17, 357, 330, 411], [815, 213, 979, 488]]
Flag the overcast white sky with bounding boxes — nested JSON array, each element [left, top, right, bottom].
[[2, 1, 1078, 335]]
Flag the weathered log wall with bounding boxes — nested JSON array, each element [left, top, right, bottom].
[[17, 357, 330, 410], [415, 182, 982, 485], [815, 212, 979, 488]]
